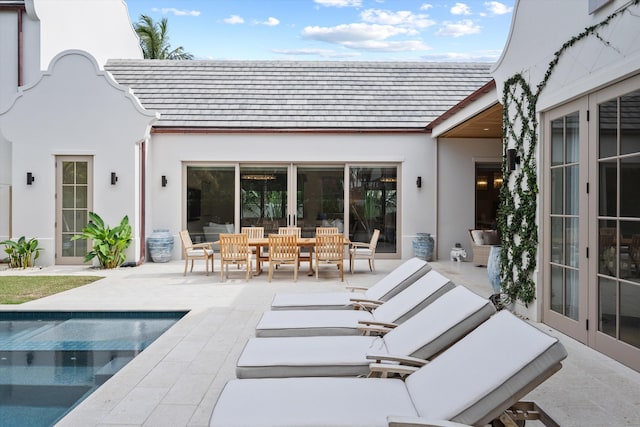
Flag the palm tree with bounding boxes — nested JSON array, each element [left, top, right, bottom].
[[134, 14, 194, 60]]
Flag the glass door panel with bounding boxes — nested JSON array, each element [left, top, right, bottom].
[[186, 166, 235, 244], [295, 166, 344, 237], [240, 166, 288, 236], [549, 112, 581, 321], [56, 156, 92, 264], [349, 166, 397, 253]]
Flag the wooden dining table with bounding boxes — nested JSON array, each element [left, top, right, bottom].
[[248, 236, 350, 275]]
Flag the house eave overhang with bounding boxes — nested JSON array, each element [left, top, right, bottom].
[[150, 126, 431, 135]]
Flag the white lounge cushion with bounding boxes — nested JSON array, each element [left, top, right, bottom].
[[405, 311, 567, 425], [256, 270, 454, 337], [210, 377, 417, 427], [238, 286, 494, 379], [211, 312, 567, 427], [271, 257, 430, 310]]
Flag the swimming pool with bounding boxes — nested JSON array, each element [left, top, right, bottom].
[[0, 311, 186, 427]]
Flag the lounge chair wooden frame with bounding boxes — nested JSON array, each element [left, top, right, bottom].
[[219, 233, 252, 281], [268, 234, 299, 282], [178, 230, 214, 276]]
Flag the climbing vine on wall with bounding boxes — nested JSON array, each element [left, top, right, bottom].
[[498, 0, 640, 306]]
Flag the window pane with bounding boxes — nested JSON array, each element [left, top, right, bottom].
[[551, 168, 563, 214], [599, 99, 617, 158], [63, 162, 75, 184], [620, 155, 640, 218], [76, 162, 88, 185], [550, 265, 564, 314], [566, 217, 579, 268], [551, 216, 563, 264], [551, 118, 564, 166], [598, 159, 617, 217], [565, 165, 579, 215], [620, 221, 640, 282], [240, 167, 288, 235], [349, 167, 397, 254], [620, 282, 640, 348], [187, 166, 236, 244], [75, 210, 87, 232], [62, 210, 74, 233], [620, 90, 640, 156], [599, 277, 617, 338], [62, 186, 74, 209], [599, 220, 617, 276], [75, 186, 87, 209], [297, 167, 344, 238], [566, 112, 579, 163], [565, 268, 579, 320], [61, 235, 75, 257]]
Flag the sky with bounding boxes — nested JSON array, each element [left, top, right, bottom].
[[124, 0, 514, 62]]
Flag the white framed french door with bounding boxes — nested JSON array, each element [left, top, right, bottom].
[[55, 156, 93, 264], [543, 98, 590, 343]]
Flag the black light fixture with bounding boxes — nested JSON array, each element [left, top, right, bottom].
[[161, 175, 168, 187], [26, 172, 35, 185], [507, 148, 521, 171], [416, 176, 422, 188], [110, 172, 118, 185]]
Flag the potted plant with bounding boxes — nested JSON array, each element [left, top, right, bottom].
[[72, 212, 132, 269]]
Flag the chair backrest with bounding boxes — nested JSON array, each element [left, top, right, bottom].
[[364, 257, 431, 301], [371, 270, 455, 324], [383, 286, 495, 360], [219, 233, 249, 261], [316, 227, 339, 235], [268, 234, 298, 262], [242, 227, 264, 240], [315, 233, 344, 261], [178, 230, 193, 252], [405, 310, 567, 426], [278, 227, 301, 237], [369, 229, 381, 249]]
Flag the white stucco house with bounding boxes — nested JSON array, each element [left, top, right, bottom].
[[1, 0, 639, 372]]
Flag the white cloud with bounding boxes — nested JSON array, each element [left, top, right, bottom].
[[484, 1, 513, 15], [451, 3, 472, 15], [314, 0, 362, 7], [223, 15, 245, 24], [151, 8, 200, 17], [360, 9, 435, 29], [435, 19, 481, 37], [260, 17, 280, 26], [421, 49, 502, 62], [272, 48, 360, 58], [342, 39, 431, 52], [420, 3, 433, 11], [303, 23, 411, 43]]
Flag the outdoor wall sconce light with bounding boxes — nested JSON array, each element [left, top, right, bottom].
[[416, 176, 422, 188], [110, 172, 118, 185], [161, 175, 168, 187], [507, 148, 521, 171], [26, 172, 35, 185]]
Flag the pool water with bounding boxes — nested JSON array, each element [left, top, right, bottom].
[[0, 311, 185, 427]]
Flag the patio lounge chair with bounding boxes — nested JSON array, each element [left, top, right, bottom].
[[237, 286, 496, 378], [178, 230, 214, 276], [210, 310, 567, 427], [270, 257, 430, 310], [255, 270, 455, 337]]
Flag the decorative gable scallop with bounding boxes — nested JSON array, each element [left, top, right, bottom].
[[0, 49, 158, 146]]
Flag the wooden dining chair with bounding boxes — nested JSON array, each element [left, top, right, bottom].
[[178, 230, 214, 276], [242, 226, 265, 260], [278, 226, 301, 237], [219, 233, 252, 281], [316, 227, 339, 235], [315, 233, 344, 282], [349, 228, 380, 273], [268, 234, 299, 282]]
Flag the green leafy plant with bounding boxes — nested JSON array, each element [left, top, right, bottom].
[[72, 212, 132, 269], [0, 236, 42, 269]]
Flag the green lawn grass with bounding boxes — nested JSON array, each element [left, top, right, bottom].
[[0, 276, 103, 304]]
